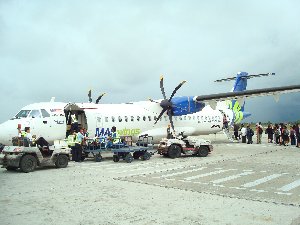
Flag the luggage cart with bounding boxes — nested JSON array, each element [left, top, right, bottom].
[[111, 135, 155, 163]]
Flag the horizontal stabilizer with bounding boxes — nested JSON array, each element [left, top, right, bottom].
[[194, 84, 300, 102], [215, 73, 275, 83]]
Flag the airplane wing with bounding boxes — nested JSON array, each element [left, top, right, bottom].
[[194, 84, 300, 102]]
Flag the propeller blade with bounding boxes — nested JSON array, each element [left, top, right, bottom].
[[154, 108, 167, 124], [169, 80, 186, 101], [88, 89, 92, 103], [95, 93, 106, 104], [148, 98, 160, 104], [160, 75, 167, 100], [167, 111, 175, 132]]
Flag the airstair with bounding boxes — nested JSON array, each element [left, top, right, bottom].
[[222, 128, 235, 142]]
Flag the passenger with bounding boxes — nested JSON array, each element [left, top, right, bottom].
[[290, 125, 296, 146], [265, 124, 274, 143], [83, 128, 89, 138], [233, 123, 239, 140], [274, 124, 281, 145], [223, 114, 229, 130], [246, 125, 254, 144], [240, 124, 247, 143], [296, 123, 300, 148], [282, 125, 289, 146], [256, 122, 263, 144]]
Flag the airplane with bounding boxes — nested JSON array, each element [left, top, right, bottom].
[[0, 71, 299, 146]]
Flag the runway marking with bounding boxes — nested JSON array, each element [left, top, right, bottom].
[[184, 169, 237, 181], [211, 171, 254, 184], [242, 174, 282, 188], [157, 167, 207, 178], [277, 179, 300, 192], [274, 192, 293, 196], [249, 189, 268, 193]]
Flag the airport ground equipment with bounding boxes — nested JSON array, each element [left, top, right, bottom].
[[157, 132, 213, 159], [0, 144, 71, 173], [83, 135, 155, 163]]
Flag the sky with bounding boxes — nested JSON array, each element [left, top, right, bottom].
[[0, 0, 300, 124]]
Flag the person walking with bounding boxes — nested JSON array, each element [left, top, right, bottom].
[[240, 124, 247, 143], [290, 125, 296, 146], [256, 122, 263, 144], [274, 124, 281, 145], [265, 124, 274, 143], [296, 123, 300, 148], [233, 123, 239, 140], [246, 125, 254, 144]]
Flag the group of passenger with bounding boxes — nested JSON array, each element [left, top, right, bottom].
[[233, 122, 300, 147]]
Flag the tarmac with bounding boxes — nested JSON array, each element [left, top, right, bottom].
[[0, 133, 300, 225]]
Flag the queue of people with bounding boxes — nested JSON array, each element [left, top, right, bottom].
[[233, 122, 300, 147]]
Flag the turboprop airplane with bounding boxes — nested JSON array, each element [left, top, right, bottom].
[[0, 72, 299, 145]]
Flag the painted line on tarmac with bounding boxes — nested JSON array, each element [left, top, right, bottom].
[[277, 179, 300, 192], [242, 174, 282, 188], [211, 171, 254, 184], [184, 169, 237, 181], [155, 167, 206, 178]]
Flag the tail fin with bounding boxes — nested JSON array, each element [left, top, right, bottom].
[[232, 71, 249, 92]]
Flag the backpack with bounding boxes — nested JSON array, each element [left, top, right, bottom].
[[258, 127, 263, 134], [250, 129, 254, 136], [275, 130, 280, 137]]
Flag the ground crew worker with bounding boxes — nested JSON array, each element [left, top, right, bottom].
[[71, 114, 78, 132], [167, 124, 172, 139], [24, 127, 32, 147], [74, 129, 85, 162]]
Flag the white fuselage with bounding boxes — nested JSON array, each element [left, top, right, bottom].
[[0, 100, 233, 145]]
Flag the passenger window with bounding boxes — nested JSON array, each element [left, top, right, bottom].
[[112, 116, 115, 122], [179, 116, 182, 121], [148, 116, 151, 121], [143, 116, 146, 121], [154, 116, 157, 121], [131, 116, 134, 122], [125, 116, 128, 122], [137, 116, 140, 121], [29, 110, 41, 118], [164, 116, 167, 121], [184, 116, 186, 120], [105, 117, 108, 122], [41, 109, 50, 118], [193, 116, 195, 120], [118, 116, 122, 122], [188, 116, 191, 120]]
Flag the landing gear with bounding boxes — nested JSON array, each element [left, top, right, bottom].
[[168, 144, 181, 159]]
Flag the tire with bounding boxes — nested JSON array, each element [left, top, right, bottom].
[[6, 166, 17, 171], [198, 146, 209, 157], [168, 145, 181, 159], [142, 152, 151, 160], [20, 155, 37, 173], [95, 154, 102, 162], [133, 152, 140, 159], [125, 153, 133, 163], [113, 155, 120, 162], [55, 154, 69, 168]]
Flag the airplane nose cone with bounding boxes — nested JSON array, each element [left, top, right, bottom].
[[0, 121, 18, 145]]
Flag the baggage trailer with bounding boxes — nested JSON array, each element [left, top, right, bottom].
[[82, 135, 155, 163]]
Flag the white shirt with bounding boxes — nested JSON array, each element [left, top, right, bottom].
[[26, 133, 33, 141], [241, 127, 247, 136]]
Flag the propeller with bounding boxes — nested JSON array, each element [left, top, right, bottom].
[[88, 89, 92, 103], [151, 75, 186, 132], [95, 93, 106, 104], [88, 89, 106, 104]]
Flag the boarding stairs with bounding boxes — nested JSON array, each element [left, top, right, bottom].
[[222, 128, 235, 142]]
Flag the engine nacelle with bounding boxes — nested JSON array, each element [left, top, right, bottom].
[[171, 96, 205, 116]]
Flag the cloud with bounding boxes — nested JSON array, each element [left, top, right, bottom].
[[0, 0, 299, 123]]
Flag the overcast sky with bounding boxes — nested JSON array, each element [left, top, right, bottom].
[[0, 0, 299, 124]]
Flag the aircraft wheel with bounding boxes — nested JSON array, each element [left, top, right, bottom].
[[197, 146, 209, 157], [125, 153, 133, 163], [113, 155, 120, 162], [168, 145, 181, 159], [6, 166, 18, 171], [20, 155, 37, 173], [55, 154, 69, 168]]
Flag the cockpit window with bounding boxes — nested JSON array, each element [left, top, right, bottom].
[[29, 110, 41, 118], [41, 109, 50, 118], [15, 110, 31, 118]]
